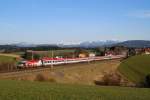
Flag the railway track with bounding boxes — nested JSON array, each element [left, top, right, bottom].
[[0, 56, 125, 79], [0, 67, 52, 79]]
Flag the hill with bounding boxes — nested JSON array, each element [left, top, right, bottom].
[[118, 55, 150, 84], [0, 80, 150, 100], [116, 40, 150, 48], [0, 54, 19, 72]]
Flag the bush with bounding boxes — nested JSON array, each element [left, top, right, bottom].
[[34, 74, 47, 82], [33, 54, 41, 60], [144, 74, 150, 88], [34, 73, 56, 82], [94, 73, 121, 86], [48, 78, 56, 82]]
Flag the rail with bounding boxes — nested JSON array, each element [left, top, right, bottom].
[[0, 55, 125, 78]]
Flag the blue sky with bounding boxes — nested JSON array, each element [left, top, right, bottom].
[[0, 0, 150, 44]]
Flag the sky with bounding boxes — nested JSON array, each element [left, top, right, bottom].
[[0, 0, 150, 44]]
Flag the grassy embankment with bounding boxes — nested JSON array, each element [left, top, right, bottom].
[[0, 54, 20, 71], [0, 54, 17, 63], [118, 54, 150, 84]]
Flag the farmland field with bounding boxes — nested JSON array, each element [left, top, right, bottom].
[[40, 49, 76, 57], [0, 80, 150, 100], [118, 54, 150, 84]]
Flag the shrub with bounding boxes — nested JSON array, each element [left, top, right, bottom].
[[144, 74, 150, 88], [34, 74, 47, 82], [34, 73, 56, 82], [48, 78, 56, 82], [94, 73, 121, 86]]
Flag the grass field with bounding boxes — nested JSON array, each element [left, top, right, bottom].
[[49, 49, 92, 54], [0, 80, 150, 100], [11, 52, 25, 56], [0, 55, 17, 63], [43, 49, 76, 57], [118, 54, 150, 84]]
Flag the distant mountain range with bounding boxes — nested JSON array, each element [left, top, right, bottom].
[[12, 42, 37, 47], [78, 40, 120, 48], [54, 40, 120, 48], [61, 40, 150, 48], [1, 40, 150, 48], [115, 40, 150, 48]]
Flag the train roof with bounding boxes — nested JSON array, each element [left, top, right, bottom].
[[42, 57, 65, 61]]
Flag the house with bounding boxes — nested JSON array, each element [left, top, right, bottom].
[[89, 53, 96, 57], [79, 53, 87, 58], [109, 46, 128, 55], [134, 48, 150, 55], [135, 48, 142, 55], [105, 51, 114, 56], [145, 48, 150, 55]]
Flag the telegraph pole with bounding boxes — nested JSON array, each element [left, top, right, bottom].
[[51, 50, 54, 69], [88, 56, 90, 64], [32, 50, 34, 60]]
